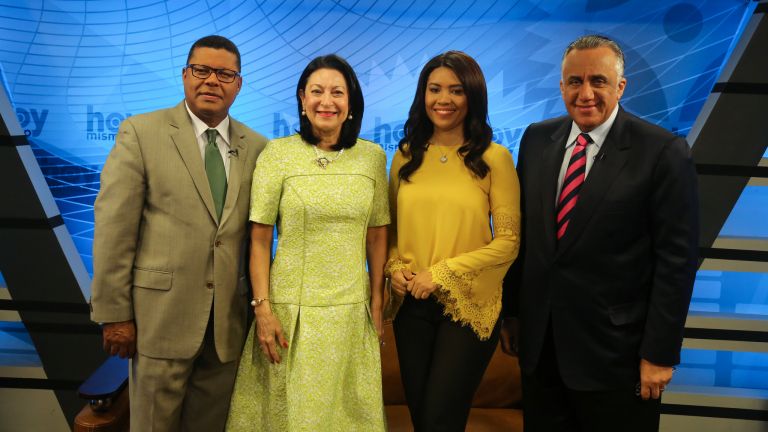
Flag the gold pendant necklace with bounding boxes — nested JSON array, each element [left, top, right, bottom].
[[438, 150, 448, 163], [313, 145, 344, 169], [427, 141, 451, 163]]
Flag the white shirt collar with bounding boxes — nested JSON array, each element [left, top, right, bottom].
[[184, 101, 231, 147], [565, 104, 619, 150]]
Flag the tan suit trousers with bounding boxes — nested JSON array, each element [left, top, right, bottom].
[[129, 315, 239, 431]]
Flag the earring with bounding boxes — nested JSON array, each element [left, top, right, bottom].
[[301, 109, 306, 116], [348, 114, 353, 120]]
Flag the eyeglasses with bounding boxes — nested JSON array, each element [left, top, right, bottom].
[[185, 64, 240, 83]]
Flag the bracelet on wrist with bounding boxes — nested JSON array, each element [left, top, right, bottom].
[[250, 297, 269, 307]]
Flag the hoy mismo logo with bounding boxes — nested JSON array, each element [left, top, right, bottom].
[[87, 105, 131, 141], [16, 107, 48, 137]]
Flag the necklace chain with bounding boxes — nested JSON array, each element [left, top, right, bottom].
[[312, 145, 344, 169], [427, 141, 458, 164]]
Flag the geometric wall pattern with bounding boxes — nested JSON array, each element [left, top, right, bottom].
[[0, 0, 766, 427], [0, 0, 755, 275]]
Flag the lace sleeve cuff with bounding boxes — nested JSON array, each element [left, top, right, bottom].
[[492, 211, 520, 237], [384, 257, 408, 277], [430, 260, 501, 340]]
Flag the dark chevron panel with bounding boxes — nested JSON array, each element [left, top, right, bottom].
[[0, 85, 106, 424]]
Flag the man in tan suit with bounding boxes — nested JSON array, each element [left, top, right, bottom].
[[91, 35, 266, 431]]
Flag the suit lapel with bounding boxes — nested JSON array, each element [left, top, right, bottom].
[[540, 119, 570, 257], [556, 109, 631, 257], [219, 121, 247, 227], [168, 102, 218, 223]]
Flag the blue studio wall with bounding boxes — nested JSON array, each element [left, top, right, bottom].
[[0, 0, 754, 275], [1, 0, 766, 395]]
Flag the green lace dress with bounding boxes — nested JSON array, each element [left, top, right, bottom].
[[226, 135, 389, 431]]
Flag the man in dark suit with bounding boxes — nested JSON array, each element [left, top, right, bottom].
[[502, 35, 698, 431]]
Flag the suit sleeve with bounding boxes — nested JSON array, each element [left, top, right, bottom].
[[502, 128, 530, 319], [91, 118, 146, 323], [640, 136, 699, 366]]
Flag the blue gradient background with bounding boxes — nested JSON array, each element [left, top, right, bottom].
[[0, 1, 765, 391], [0, 0, 755, 272]]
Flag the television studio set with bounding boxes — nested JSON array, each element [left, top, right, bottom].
[[0, 1, 766, 431]]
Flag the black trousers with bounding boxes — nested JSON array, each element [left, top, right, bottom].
[[393, 295, 500, 432], [522, 324, 661, 432]]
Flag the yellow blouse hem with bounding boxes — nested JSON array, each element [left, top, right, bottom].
[[430, 260, 501, 340]]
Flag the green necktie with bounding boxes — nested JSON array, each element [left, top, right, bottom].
[[205, 128, 227, 221]]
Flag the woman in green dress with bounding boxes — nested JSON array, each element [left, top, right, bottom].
[[226, 54, 389, 431]]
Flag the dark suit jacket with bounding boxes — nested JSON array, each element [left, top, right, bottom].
[[503, 107, 698, 391]]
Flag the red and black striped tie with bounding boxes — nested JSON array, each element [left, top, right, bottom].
[[556, 133, 592, 240]]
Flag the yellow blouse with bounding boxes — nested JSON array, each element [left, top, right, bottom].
[[385, 142, 521, 339]]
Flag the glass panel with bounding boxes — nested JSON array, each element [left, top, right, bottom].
[[30, 143, 98, 275], [719, 186, 768, 240], [0, 272, 42, 367], [676, 349, 768, 390], [0, 322, 41, 367], [691, 270, 768, 316]]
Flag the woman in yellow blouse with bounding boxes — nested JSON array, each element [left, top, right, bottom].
[[386, 51, 521, 431]]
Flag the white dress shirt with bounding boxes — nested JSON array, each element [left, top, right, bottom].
[[555, 104, 619, 202], [185, 102, 232, 179]]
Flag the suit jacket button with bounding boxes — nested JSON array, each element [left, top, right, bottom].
[[215, 240, 222, 247], [206, 282, 214, 289]]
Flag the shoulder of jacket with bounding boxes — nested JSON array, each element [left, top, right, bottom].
[[622, 112, 679, 143], [529, 115, 570, 133], [229, 117, 266, 142], [125, 107, 168, 126]]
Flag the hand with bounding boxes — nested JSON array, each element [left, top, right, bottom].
[[254, 307, 288, 364], [407, 270, 438, 300], [390, 269, 413, 297], [639, 358, 674, 400], [499, 318, 519, 356], [102, 320, 136, 358], [371, 299, 384, 341]]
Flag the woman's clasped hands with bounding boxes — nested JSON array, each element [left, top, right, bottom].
[[391, 269, 439, 300]]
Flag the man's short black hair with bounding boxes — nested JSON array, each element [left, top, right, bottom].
[[187, 35, 241, 71]]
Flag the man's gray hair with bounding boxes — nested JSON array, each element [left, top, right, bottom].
[[562, 35, 625, 78]]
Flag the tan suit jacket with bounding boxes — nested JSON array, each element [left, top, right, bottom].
[[91, 101, 266, 362]]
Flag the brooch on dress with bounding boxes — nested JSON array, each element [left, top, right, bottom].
[[313, 146, 345, 169]]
